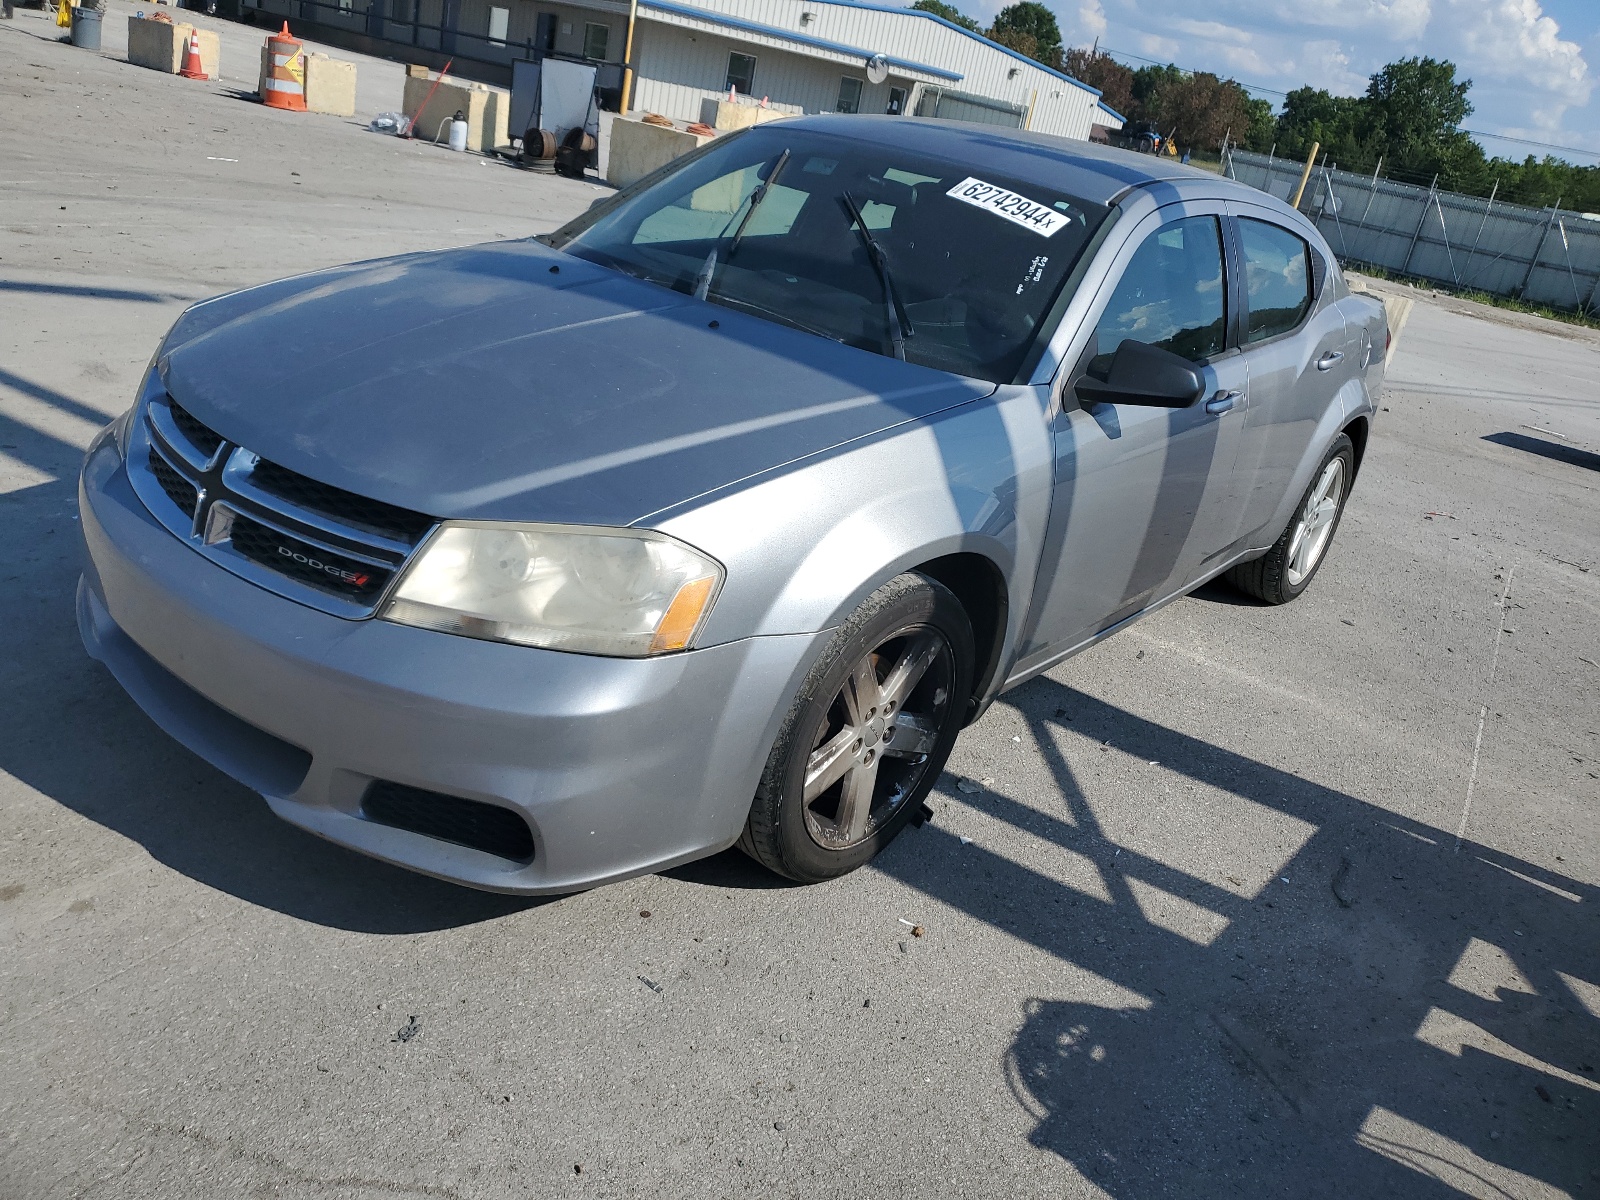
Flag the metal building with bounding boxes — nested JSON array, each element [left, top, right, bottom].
[[243, 0, 1122, 140], [626, 0, 1122, 139]]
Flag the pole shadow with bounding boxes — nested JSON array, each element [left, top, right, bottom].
[[873, 679, 1599, 1199]]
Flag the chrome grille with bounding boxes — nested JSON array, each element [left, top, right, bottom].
[[168, 401, 224, 460], [147, 447, 199, 519], [126, 391, 436, 618]]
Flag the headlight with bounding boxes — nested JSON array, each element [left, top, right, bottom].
[[382, 523, 724, 657]]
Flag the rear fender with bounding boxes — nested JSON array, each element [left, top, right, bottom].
[[1254, 376, 1371, 548]]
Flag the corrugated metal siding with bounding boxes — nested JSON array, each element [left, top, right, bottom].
[[637, 0, 1104, 137], [634, 24, 842, 117]]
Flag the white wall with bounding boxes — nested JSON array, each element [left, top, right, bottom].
[[632, 20, 920, 121], [636, 0, 1111, 138]]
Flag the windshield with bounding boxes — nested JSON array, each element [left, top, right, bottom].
[[551, 126, 1108, 383]]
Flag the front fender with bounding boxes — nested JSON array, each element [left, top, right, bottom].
[[653, 385, 1054, 680]]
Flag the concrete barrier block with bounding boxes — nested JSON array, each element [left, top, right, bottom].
[[697, 98, 793, 132], [607, 116, 713, 190], [128, 19, 219, 77], [402, 72, 509, 153], [305, 53, 357, 117]]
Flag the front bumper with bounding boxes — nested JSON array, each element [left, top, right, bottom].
[[77, 432, 823, 894]]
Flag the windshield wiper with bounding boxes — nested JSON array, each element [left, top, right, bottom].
[[839, 190, 914, 361], [693, 148, 791, 302]]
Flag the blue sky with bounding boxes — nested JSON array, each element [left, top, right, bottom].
[[967, 0, 1600, 162]]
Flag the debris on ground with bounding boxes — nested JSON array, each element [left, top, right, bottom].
[[958, 836, 973, 845], [392, 1016, 420, 1043], [911, 925, 925, 938], [639, 910, 651, 919], [1423, 511, 1457, 520], [638, 976, 663, 994], [955, 778, 980, 794], [1536, 1085, 1553, 1103], [1331, 858, 1354, 908], [368, 111, 411, 135]]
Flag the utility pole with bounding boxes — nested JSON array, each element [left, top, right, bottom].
[[1290, 141, 1319, 209], [619, 0, 639, 114]]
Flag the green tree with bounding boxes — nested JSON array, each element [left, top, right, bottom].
[[1363, 57, 1480, 186], [1273, 86, 1371, 169], [1130, 63, 1183, 116], [1242, 96, 1276, 152], [909, 0, 980, 33], [988, 2, 1062, 69]]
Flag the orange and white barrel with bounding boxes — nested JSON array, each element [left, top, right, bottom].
[[262, 22, 306, 112]]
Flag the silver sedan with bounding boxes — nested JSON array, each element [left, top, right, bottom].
[[77, 116, 1387, 892]]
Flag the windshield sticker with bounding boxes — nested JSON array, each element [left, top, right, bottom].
[[946, 177, 1069, 237], [1015, 254, 1050, 295]]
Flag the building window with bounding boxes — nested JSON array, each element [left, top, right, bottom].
[[583, 22, 610, 60], [886, 86, 906, 115], [487, 5, 508, 45], [837, 76, 863, 113], [726, 52, 756, 95]]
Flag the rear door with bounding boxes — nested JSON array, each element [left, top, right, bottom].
[[1019, 203, 1249, 661], [1224, 204, 1358, 544]]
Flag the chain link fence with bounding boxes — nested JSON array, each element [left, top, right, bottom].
[[1224, 148, 1600, 315]]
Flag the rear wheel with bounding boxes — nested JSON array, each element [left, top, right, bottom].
[[739, 572, 973, 883], [1227, 433, 1354, 605]]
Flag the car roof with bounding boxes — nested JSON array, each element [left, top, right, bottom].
[[779, 115, 1248, 207]]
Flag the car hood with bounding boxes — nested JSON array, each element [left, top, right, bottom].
[[159, 239, 993, 526]]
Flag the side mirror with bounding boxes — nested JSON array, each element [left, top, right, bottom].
[[1074, 339, 1205, 409]]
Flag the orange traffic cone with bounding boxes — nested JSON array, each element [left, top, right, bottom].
[[179, 28, 208, 81]]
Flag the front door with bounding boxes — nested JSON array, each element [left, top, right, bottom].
[[1020, 206, 1249, 662]]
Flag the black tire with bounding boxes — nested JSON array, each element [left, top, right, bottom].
[[739, 572, 974, 883], [1227, 433, 1355, 605]]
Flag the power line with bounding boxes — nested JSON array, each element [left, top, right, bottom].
[[1462, 129, 1600, 162], [1097, 45, 1286, 98], [1096, 45, 1600, 164]]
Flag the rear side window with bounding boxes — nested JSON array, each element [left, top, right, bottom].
[[1092, 215, 1226, 369], [1240, 218, 1312, 343]]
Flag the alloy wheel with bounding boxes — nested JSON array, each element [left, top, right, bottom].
[[1284, 457, 1346, 587], [802, 627, 954, 851]]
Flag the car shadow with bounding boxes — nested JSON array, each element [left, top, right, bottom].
[[1186, 576, 1264, 607], [873, 678, 1599, 1199]]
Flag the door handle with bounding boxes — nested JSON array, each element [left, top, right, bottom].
[[1316, 350, 1345, 371], [1205, 389, 1241, 415]]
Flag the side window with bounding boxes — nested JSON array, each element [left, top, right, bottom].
[[1239, 218, 1312, 343], [1091, 215, 1226, 371]]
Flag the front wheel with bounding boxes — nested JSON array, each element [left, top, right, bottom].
[[1226, 433, 1354, 605], [739, 572, 974, 883]]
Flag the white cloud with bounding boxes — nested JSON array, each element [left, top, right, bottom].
[[1077, 0, 1108, 40], [1053, 0, 1597, 153], [1434, 0, 1591, 129]]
